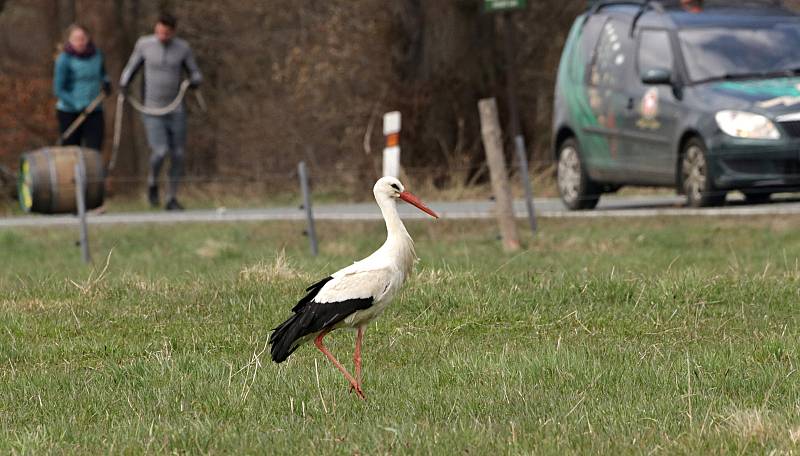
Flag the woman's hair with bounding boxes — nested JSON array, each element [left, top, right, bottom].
[[55, 23, 91, 55], [64, 23, 91, 42]]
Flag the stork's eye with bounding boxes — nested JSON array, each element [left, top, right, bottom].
[[390, 183, 400, 191]]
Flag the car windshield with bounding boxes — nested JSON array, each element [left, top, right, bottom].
[[679, 23, 800, 83]]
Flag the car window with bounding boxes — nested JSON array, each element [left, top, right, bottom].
[[679, 23, 800, 83], [590, 17, 634, 89], [638, 29, 673, 73]]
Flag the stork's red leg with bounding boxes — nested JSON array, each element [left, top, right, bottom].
[[315, 330, 366, 400], [354, 326, 364, 389]]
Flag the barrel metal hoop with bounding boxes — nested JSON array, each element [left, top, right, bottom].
[[43, 148, 58, 214]]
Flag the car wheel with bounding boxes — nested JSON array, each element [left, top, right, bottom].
[[557, 138, 599, 210], [680, 138, 725, 208], [742, 191, 771, 205]]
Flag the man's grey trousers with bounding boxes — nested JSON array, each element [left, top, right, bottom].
[[142, 108, 186, 201]]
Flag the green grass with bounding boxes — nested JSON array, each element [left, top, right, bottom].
[[1, 216, 800, 453]]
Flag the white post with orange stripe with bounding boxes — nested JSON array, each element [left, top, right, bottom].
[[382, 111, 401, 178]]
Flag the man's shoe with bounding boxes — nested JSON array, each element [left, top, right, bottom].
[[165, 198, 184, 211], [148, 185, 159, 207]]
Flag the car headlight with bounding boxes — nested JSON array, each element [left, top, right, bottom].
[[715, 110, 780, 140]]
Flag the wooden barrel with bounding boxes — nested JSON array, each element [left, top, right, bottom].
[[17, 146, 105, 214]]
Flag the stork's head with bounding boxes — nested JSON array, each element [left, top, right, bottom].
[[374, 176, 439, 218]]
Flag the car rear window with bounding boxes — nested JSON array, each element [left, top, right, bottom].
[[590, 17, 635, 89], [573, 14, 606, 82]]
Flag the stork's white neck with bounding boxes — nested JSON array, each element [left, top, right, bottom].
[[375, 193, 416, 274], [376, 194, 409, 240]]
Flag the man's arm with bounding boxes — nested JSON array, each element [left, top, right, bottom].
[[183, 45, 203, 87], [119, 38, 145, 89]]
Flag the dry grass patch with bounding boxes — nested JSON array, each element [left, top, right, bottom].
[[239, 250, 305, 282], [718, 408, 799, 447], [320, 240, 358, 257], [0, 298, 53, 312], [195, 239, 234, 259], [123, 276, 173, 296], [726, 409, 770, 441], [414, 268, 453, 286]]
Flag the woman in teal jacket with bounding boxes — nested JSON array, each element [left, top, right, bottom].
[[53, 24, 110, 151]]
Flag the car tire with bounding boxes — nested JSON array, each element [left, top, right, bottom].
[[557, 138, 600, 210], [680, 138, 725, 208], [742, 191, 771, 205]]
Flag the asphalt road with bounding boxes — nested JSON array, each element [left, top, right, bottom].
[[3, 194, 800, 228]]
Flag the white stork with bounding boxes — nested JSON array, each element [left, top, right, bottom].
[[269, 176, 438, 399]]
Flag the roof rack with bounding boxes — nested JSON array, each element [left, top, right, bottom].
[[586, 0, 663, 15], [582, 1, 665, 35], [630, 1, 664, 36]]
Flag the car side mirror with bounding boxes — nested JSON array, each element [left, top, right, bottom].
[[641, 68, 672, 85]]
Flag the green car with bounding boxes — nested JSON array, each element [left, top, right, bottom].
[[553, 0, 800, 209]]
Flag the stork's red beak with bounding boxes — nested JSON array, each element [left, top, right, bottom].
[[399, 191, 439, 218]]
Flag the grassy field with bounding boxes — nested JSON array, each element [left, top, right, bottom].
[[1, 216, 799, 453]]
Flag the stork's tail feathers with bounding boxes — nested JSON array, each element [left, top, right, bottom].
[[269, 313, 304, 363], [269, 296, 375, 363], [270, 275, 374, 363], [270, 276, 334, 363]]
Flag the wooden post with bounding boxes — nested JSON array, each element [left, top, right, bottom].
[[298, 162, 318, 256], [478, 98, 520, 251], [74, 163, 91, 263]]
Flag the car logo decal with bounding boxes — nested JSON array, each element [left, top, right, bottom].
[[637, 88, 661, 130]]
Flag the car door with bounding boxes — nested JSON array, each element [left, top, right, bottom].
[[620, 28, 680, 184], [583, 16, 638, 180]]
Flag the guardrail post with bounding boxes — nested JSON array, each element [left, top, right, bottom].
[[514, 135, 537, 233], [74, 163, 91, 263], [298, 161, 318, 256], [502, 12, 537, 233]]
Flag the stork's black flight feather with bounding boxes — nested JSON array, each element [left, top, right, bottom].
[[269, 276, 373, 363]]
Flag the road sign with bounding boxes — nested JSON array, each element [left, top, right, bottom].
[[483, 0, 526, 12]]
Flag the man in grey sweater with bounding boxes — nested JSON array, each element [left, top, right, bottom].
[[120, 13, 202, 210]]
